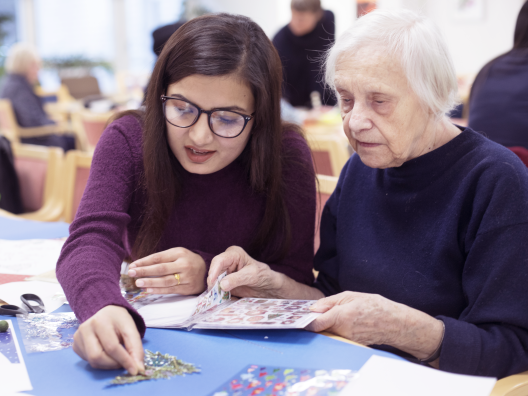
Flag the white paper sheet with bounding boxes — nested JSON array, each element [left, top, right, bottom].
[[138, 294, 199, 328], [0, 319, 33, 393], [0, 281, 66, 313], [0, 239, 65, 275], [339, 355, 496, 396]]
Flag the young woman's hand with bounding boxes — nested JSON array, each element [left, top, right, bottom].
[[128, 247, 206, 295], [73, 305, 145, 374]]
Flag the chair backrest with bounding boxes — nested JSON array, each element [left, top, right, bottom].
[[508, 146, 528, 167], [71, 110, 112, 149], [35, 84, 75, 104], [11, 144, 63, 213], [61, 76, 101, 100], [306, 133, 350, 177], [0, 99, 20, 143], [314, 174, 339, 254], [63, 150, 93, 223]]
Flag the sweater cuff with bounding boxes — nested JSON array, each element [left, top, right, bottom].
[[68, 277, 146, 338], [436, 315, 481, 375]]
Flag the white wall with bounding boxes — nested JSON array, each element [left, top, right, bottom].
[[205, 0, 525, 76], [424, 0, 524, 75], [202, 0, 355, 39], [376, 0, 525, 75]]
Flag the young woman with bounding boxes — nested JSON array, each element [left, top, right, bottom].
[[56, 14, 316, 374]]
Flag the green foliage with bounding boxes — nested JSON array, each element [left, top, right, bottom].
[[0, 13, 12, 44], [42, 55, 113, 72], [0, 13, 13, 77]]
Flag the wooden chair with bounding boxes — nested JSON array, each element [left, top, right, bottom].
[[306, 133, 350, 177], [61, 76, 102, 100], [9, 143, 64, 222], [35, 84, 76, 104], [71, 110, 113, 151], [0, 98, 85, 150], [490, 371, 528, 396], [63, 150, 93, 223], [314, 174, 339, 279]]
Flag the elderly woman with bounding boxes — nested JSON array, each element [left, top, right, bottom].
[[0, 43, 75, 152], [207, 9, 528, 378]]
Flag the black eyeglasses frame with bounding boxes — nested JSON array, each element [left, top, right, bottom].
[[160, 95, 255, 139]]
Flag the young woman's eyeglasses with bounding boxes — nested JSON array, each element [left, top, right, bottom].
[[161, 96, 255, 138]]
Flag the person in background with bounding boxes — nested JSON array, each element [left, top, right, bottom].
[[0, 43, 75, 152], [208, 9, 528, 379], [273, 0, 337, 108], [57, 14, 316, 374], [468, 1, 528, 149], [152, 20, 186, 56]]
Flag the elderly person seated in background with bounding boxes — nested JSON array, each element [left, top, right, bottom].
[[0, 43, 75, 152], [208, 9, 528, 379]]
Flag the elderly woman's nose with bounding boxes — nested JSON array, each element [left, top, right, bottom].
[[347, 107, 373, 133], [189, 114, 214, 145]]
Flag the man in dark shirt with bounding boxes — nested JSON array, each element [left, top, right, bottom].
[[272, 0, 336, 108]]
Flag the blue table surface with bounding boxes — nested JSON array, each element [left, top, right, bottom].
[[0, 216, 404, 395], [0, 216, 70, 240]]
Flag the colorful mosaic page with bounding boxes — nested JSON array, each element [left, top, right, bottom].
[[210, 364, 357, 396], [194, 298, 321, 330], [124, 290, 165, 310]]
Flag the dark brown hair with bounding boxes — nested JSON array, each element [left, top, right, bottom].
[[291, 0, 322, 13], [130, 13, 312, 261], [514, 1, 528, 49]]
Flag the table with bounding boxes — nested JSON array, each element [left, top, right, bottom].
[[0, 216, 70, 240], [0, 215, 403, 395]]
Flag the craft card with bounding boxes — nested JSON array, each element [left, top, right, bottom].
[[210, 364, 357, 396], [132, 272, 232, 330], [193, 298, 321, 330], [193, 271, 231, 316], [0, 319, 33, 393]]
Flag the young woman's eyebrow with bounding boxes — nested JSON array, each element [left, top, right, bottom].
[[167, 93, 248, 113]]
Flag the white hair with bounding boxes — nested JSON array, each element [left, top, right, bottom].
[[4, 43, 40, 75], [325, 8, 458, 119]]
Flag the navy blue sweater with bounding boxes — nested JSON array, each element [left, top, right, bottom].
[[314, 127, 528, 378], [468, 48, 528, 149], [272, 10, 337, 108]]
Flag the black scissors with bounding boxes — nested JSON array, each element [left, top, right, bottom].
[[0, 294, 45, 316]]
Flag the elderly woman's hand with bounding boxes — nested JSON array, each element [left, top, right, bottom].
[[306, 291, 444, 365], [127, 248, 206, 295], [207, 246, 282, 298], [208, 246, 324, 300]]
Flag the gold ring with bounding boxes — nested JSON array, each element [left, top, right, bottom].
[[174, 273, 180, 286]]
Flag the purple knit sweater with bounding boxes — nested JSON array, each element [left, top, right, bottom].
[[56, 115, 316, 335]]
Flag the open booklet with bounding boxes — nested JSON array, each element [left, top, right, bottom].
[[122, 272, 321, 330]]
